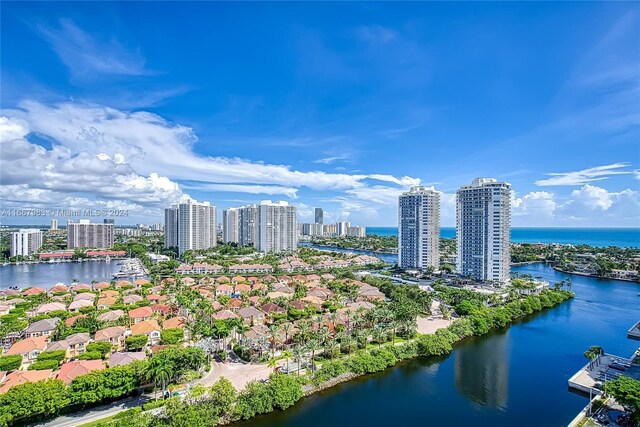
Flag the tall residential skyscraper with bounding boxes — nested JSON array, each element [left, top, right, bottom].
[[336, 221, 350, 237], [222, 204, 258, 247], [314, 208, 324, 224], [238, 204, 258, 247], [456, 178, 511, 285], [164, 206, 179, 248], [222, 208, 240, 244], [398, 186, 441, 270], [11, 229, 43, 257], [176, 199, 217, 255], [50, 219, 58, 230], [258, 200, 297, 253], [67, 220, 114, 249]]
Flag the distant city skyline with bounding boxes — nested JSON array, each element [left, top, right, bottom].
[[1, 3, 638, 227]]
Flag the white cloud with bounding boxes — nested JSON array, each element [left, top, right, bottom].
[[36, 19, 150, 78], [182, 183, 299, 199], [313, 155, 349, 165], [512, 191, 557, 218], [570, 184, 632, 211], [535, 163, 632, 186]]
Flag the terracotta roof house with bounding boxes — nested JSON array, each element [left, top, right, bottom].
[[307, 287, 334, 300], [33, 302, 66, 316], [216, 276, 231, 283], [94, 326, 127, 350], [301, 296, 324, 308], [266, 291, 293, 300], [228, 298, 243, 310], [108, 352, 146, 368], [162, 317, 186, 330], [260, 302, 286, 315], [5, 336, 48, 366], [252, 283, 267, 293], [306, 274, 322, 281], [97, 297, 118, 310], [176, 264, 193, 274], [211, 301, 222, 311], [65, 314, 87, 327], [130, 320, 161, 345], [24, 318, 60, 339], [134, 279, 150, 287], [45, 339, 70, 353], [129, 306, 153, 324], [94, 281, 111, 289], [231, 276, 246, 284], [248, 296, 261, 306], [72, 283, 92, 292], [97, 309, 125, 322], [234, 283, 251, 293], [148, 294, 168, 304], [49, 284, 69, 294], [151, 304, 172, 317], [0, 304, 10, 316], [22, 287, 46, 296], [67, 299, 94, 312], [273, 284, 294, 293], [237, 307, 265, 325], [246, 277, 260, 285], [57, 360, 105, 384], [182, 277, 195, 284], [356, 288, 385, 302], [346, 301, 375, 311], [0, 370, 53, 394], [122, 294, 143, 305], [212, 310, 239, 320], [278, 275, 293, 284], [262, 275, 277, 283], [101, 290, 119, 298], [115, 280, 133, 288], [321, 273, 335, 280], [292, 274, 306, 282], [216, 284, 233, 297]]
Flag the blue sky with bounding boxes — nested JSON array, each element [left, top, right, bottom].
[[1, 2, 639, 227]]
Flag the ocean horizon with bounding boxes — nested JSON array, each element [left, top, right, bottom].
[[365, 226, 640, 248]]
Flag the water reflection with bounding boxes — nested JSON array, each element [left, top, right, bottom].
[[455, 331, 510, 410], [0, 261, 120, 289]]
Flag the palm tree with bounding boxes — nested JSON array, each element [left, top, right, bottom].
[[372, 327, 386, 348], [268, 324, 281, 357], [306, 338, 319, 372], [281, 322, 293, 348], [292, 345, 305, 375], [268, 357, 278, 372], [145, 357, 172, 400], [282, 350, 292, 372]]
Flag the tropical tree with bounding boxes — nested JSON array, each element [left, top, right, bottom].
[[145, 356, 172, 400]]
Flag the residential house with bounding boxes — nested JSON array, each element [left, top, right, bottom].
[[237, 307, 265, 325], [260, 302, 286, 316], [0, 370, 53, 394], [5, 336, 48, 368], [108, 352, 146, 368], [65, 314, 86, 327], [49, 284, 69, 294], [67, 299, 94, 312], [216, 284, 233, 297], [63, 332, 91, 358], [94, 326, 127, 351], [212, 310, 238, 321], [22, 287, 46, 297], [151, 304, 172, 317], [97, 297, 117, 310], [33, 302, 66, 316], [128, 306, 153, 324], [147, 294, 168, 304], [130, 320, 162, 346], [24, 317, 60, 340], [57, 360, 105, 384], [122, 294, 143, 305], [97, 309, 125, 322]]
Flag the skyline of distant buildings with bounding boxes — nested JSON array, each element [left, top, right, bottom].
[[10, 229, 43, 257]]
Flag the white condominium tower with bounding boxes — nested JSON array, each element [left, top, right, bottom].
[[164, 199, 217, 254], [258, 200, 297, 253], [50, 219, 58, 230], [11, 229, 43, 257], [398, 186, 440, 270], [222, 208, 240, 243], [456, 178, 511, 285], [67, 220, 114, 249], [223, 204, 258, 247]]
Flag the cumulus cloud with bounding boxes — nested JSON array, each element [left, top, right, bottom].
[[182, 183, 299, 199], [512, 191, 557, 218], [535, 163, 632, 186]]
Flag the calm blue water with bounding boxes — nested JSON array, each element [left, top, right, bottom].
[[238, 263, 640, 427], [0, 261, 120, 290], [367, 227, 640, 247]]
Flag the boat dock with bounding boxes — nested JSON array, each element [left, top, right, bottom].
[[112, 258, 148, 279], [568, 349, 640, 395], [627, 320, 640, 340]]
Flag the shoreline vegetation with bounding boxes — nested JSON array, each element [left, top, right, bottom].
[[43, 288, 573, 427]]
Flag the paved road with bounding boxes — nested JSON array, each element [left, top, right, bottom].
[[30, 394, 152, 427]]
